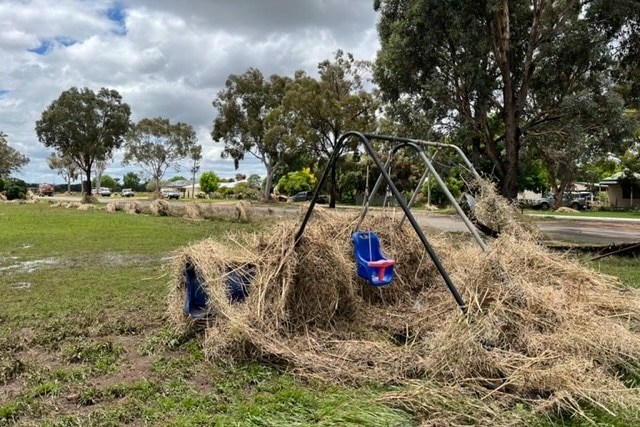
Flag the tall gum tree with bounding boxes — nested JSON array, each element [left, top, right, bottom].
[[283, 50, 378, 208], [123, 117, 198, 193], [0, 131, 29, 177], [211, 68, 295, 201], [47, 153, 78, 193], [374, 0, 640, 199], [35, 87, 131, 199]]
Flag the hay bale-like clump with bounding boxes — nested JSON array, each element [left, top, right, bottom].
[[124, 201, 141, 215], [184, 202, 202, 220], [167, 196, 640, 425], [150, 199, 170, 216], [468, 176, 541, 239], [105, 202, 120, 212]]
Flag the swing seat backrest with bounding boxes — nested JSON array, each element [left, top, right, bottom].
[[351, 231, 395, 286], [183, 261, 208, 318]]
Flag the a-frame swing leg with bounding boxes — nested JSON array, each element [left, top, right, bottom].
[[295, 132, 466, 313]]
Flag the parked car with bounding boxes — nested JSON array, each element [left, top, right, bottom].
[[99, 187, 111, 197], [161, 189, 180, 200], [121, 188, 135, 197], [289, 191, 329, 204], [531, 192, 590, 210]]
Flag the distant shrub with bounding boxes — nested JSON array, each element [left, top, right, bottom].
[[1, 177, 28, 200]]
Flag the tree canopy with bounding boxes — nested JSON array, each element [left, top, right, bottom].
[[35, 87, 131, 197], [199, 171, 220, 195], [122, 171, 141, 190], [47, 152, 78, 193], [283, 50, 379, 207], [212, 68, 296, 201], [374, 0, 640, 199], [0, 131, 29, 177], [123, 117, 198, 193]]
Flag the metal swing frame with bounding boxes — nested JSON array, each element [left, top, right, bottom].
[[294, 131, 482, 312]]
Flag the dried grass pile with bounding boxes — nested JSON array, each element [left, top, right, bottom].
[[150, 199, 170, 216], [77, 203, 95, 211], [467, 176, 541, 239], [184, 202, 203, 220], [235, 201, 251, 222], [105, 202, 120, 212], [124, 201, 141, 215], [167, 199, 640, 425]]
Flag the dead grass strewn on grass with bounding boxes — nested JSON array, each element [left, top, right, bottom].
[[235, 201, 251, 222], [150, 199, 170, 216], [124, 201, 141, 214], [184, 202, 203, 220], [105, 201, 120, 212], [165, 191, 640, 426]]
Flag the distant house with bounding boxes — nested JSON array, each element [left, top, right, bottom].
[[598, 172, 640, 208], [182, 183, 200, 198], [164, 179, 194, 198]]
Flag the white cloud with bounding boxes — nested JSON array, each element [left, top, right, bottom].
[[0, 0, 380, 185]]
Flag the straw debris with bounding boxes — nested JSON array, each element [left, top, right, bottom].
[[105, 202, 120, 212], [184, 202, 203, 220], [124, 201, 141, 214], [150, 199, 170, 216], [167, 194, 640, 425]]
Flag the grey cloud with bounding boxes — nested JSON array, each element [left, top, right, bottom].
[[1, 0, 379, 184]]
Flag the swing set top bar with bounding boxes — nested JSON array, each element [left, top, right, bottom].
[[294, 131, 467, 312]]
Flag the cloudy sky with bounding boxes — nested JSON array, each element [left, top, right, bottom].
[[0, 0, 380, 185]]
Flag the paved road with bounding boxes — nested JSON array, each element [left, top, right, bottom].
[[414, 212, 640, 245]]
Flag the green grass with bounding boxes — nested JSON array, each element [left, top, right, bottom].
[[1, 201, 639, 426], [0, 202, 413, 427]]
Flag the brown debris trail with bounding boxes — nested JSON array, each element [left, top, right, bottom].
[[167, 183, 640, 425]]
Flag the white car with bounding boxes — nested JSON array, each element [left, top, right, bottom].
[[99, 187, 111, 197], [161, 189, 180, 200]]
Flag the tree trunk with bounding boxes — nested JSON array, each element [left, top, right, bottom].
[[263, 167, 274, 201], [502, 113, 520, 200], [329, 162, 337, 208]]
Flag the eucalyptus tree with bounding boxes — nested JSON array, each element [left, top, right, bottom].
[[123, 117, 198, 193], [122, 171, 141, 190], [35, 87, 131, 198], [374, 0, 640, 199], [188, 144, 202, 199], [0, 131, 29, 177], [47, 152, 78, 193], [211, 68, 297, 201], [283, 50, 379, 207]]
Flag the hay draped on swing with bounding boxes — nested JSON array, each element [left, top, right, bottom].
[[166, 178, 640, 426]]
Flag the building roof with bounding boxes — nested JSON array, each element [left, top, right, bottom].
[[599, 171, 640, 185]]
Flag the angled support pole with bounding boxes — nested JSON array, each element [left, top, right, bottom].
[[294, 131, 466, 312]]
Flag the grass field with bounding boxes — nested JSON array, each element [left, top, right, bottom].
[[1, 201, 639, 426]]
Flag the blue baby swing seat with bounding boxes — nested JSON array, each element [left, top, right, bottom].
[[351, 231, 395, 286]]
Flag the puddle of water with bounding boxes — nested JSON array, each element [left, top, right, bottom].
[[10, 282, 32, 289], [0, 257, 58, 273]]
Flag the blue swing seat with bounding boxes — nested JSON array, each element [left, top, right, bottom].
[[183, 261, 209, 319], [183, 261, 255, 319], [351, 231, 395, 286]]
